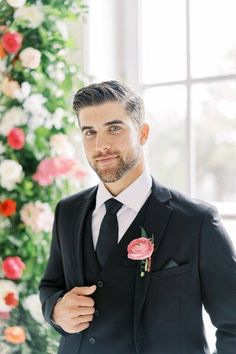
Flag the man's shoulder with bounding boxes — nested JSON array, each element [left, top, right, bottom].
[[153, 178, 217, 216], [57, 185, 98, 208]]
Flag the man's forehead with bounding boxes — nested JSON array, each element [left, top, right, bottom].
[[79, 102, 131, 126], [79, 101, 127, 116]]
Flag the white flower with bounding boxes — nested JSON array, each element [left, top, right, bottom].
[[0, 280, 18, 313], [47, 63, 65, 82], [50, 133, 74, 157], [23, 294, 45, 324], [19, 47, 41, 69], [0, 107, 28, 136], [28, 107, 50, 131], [23, 93, 46, 113], [23, 93, 52, 130], [14, 5, 45, 29], [17, 81, 31, 100], [20, 201, 53, 233], [0, 342, 12, 354], [51, 108, 65, 129], [56, 21, 68, 40], [6, 0, 26, 8], [0, 159, 23, 191]]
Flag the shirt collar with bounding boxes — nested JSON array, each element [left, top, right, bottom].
[[95, 171, 152, 212]]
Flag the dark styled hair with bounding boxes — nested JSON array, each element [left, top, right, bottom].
[[73, 80, 145, 126]]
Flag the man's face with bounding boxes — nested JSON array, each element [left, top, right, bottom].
[[79, 101, 148, 183]]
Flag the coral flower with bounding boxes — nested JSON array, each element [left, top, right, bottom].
[[4, 326, 26, 344], [7, 128, 25, 150], [2, 256, 26, 280], [1, 31, 23, 54]]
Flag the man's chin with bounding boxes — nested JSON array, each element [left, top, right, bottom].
[[96, 168, 122, 183]]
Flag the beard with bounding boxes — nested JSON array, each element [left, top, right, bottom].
[[89, 146, 141, 183]]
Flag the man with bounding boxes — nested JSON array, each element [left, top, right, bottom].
[[39, 81, 236, 354]]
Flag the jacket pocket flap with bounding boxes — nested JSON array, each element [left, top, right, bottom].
[[151, 263, 190, 280]]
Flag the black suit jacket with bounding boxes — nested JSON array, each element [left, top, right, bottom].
[[39, 179, 236, 354]]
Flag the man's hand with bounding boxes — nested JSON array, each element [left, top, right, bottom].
[[52, 285, 97, 333]]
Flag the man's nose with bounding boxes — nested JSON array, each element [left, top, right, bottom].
[[95, 133, 111, 152]]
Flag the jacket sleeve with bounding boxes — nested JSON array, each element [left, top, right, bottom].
[[39, 201, 68, 336], [199, 206, 236, 354]]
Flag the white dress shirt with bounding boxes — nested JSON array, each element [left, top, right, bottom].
[[91, 171, 152, 249]]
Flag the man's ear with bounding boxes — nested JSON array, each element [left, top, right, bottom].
[[139, 123, 149, 145]]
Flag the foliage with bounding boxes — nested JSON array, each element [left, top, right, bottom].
[[0, 0, 88, 352]]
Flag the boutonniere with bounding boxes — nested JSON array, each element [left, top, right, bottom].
[[127, 227, 156, 277]]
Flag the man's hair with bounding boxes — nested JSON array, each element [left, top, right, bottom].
[[73, 80, 145, 126]]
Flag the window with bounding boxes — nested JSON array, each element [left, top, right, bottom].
[[138, 0, 236, 227], [138, 1, 236, 350]]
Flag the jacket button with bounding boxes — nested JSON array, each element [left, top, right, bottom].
[[89, 337, 96, 344], [97, 280, 104, 288], [94, 309, 100, 317]]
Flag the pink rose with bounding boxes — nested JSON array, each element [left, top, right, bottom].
[[2, 256, 25, 280], [127, 237, 154, 260]]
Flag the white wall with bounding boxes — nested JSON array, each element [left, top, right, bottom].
[[83, 0, 140, 90]]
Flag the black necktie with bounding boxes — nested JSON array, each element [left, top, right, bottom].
[[96, 198, 123, 268]]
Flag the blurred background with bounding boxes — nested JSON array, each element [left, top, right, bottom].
[[0, 0, 235, 352]]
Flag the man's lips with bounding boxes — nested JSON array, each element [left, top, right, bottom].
[[95, 155, 119, 164]]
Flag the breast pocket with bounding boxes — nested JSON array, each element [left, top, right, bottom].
[[150, 263, 190, 280]]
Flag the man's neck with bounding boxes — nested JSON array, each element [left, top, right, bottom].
[[103, 163, 145, 196]]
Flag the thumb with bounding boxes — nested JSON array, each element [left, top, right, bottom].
[[70, 285, 97, 296]]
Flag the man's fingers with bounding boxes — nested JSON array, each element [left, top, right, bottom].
[[75, 322, 90, 333], [66, 322, 90, 334], [70, 285, 96, 296], [78, 314, 94, 324], [77, 306, 95, 316]]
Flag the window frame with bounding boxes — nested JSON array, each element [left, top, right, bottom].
[[123, 0, 236, 218]]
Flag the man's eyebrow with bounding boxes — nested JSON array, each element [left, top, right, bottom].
[[104, 119, 125, 126], [81, 120, 125, 132]]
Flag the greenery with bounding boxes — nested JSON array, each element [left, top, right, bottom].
[[0, 0, 88, 352]]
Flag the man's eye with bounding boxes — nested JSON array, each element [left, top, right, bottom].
[[109, 125, 121, 132], [85, 130, 96, 136]]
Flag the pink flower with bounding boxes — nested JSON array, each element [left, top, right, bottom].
[[32, 158, 55, 185], [1, 31, 23, 54], [0, 311, 11, 320], [0, 77, 21, 98], [20, 201, 53, 233], [7, 128, 25, 150], [2, 256, 25, 280], [33, 156, 86, 186], [127, 237, 154, 260]]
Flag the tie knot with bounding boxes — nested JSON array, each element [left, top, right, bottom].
[[105, 198, 123, 215]]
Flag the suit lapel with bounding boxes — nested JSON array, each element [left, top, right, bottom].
[[133, 179, 173, 338], [71, 186, 97, 285]]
